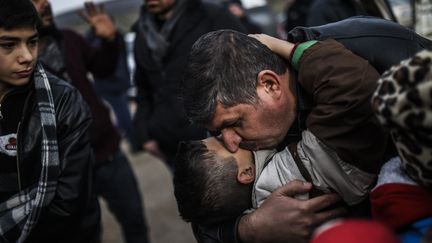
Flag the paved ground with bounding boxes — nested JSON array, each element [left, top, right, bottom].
[[100, 143, 196, 243]]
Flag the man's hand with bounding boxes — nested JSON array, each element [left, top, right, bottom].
[[79, 2, 116, 41], [238, 180, 346, 243]]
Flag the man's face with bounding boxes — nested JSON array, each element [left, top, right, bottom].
[[145, 0, 176, 16], [207, 91, 296, 153], [0, 27, 38, 87]]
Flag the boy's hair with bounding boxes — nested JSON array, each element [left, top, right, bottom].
[[0, 0, 40, 30], [173, 140, 253, 224]]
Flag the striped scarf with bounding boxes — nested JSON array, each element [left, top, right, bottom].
[[0, 64, 60, 243]]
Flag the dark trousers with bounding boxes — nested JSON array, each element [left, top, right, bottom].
[[95, 150, 150, 243]]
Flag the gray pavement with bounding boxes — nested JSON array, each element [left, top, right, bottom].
[[100, 144, 196, 243]]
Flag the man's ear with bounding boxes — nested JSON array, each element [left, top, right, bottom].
[[256, 70, 282, 99], [237, 166, 255, 185]]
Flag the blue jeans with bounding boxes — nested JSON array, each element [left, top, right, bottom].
[[95, 150, 150, 243]]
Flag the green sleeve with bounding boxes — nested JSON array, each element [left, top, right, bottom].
[[291, 40, 317, 70]]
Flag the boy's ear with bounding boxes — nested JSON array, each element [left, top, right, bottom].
[[256, 70, 282, 99], [237, 166, 255, 185]]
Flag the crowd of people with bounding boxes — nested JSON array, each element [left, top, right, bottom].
[[0, 0, 431, 243]]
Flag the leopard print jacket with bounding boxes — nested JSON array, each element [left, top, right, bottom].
[[372, 49, 432, 187]]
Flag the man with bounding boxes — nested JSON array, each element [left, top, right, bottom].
[[181, 16, 432, 243], [31, 1, 151, 243], [133, 0, 247, 169], [0, 0, 99, 242], [182, 28, 386, 242]]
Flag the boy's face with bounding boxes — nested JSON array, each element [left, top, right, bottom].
[[204, 137, 255, 183], [0, 27, 38, 87]]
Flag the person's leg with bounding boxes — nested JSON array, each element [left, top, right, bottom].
[[95, 150, 150, 243]]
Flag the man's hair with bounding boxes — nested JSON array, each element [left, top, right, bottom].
[[173, 140, 253, 224], [181, 29, 288, 125], [0, 0, 40, 30]]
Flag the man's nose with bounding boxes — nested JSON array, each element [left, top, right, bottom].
[[221, 129, 242, 153]]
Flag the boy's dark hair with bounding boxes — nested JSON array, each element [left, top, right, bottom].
[[0, 0, 40, 30], [173, 140, 253, 224]]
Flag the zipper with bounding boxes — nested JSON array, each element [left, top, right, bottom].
[[0, 89, 21, 189], [16, 89, 33, 192], [16, 122, 22, 191], [0, 90, 12, 120], [1, 81, 32, 192]]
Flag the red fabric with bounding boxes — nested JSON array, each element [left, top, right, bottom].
[[312, 219, 399, 243], [370, 183, 432, 229]]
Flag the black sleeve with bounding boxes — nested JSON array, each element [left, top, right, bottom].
[[287, 16, 432, 74]]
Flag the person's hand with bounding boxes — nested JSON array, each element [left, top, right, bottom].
[[78, 2, 116, 41], [249, 34, 295, 60], [142, 140, 166, 161], [238, 180, 346, 243]]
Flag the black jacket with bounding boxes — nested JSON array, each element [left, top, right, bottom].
[[288, 16, 432, 74], [133, 1, 246, 162], [192, 16, 432, 243], [16, 73, 99, 243]]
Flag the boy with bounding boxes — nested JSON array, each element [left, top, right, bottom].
[[174, 130, 376, 224], [0, 0, 99, 242]]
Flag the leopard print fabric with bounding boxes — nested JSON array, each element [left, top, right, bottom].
[[372, 49, 432, 187]]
